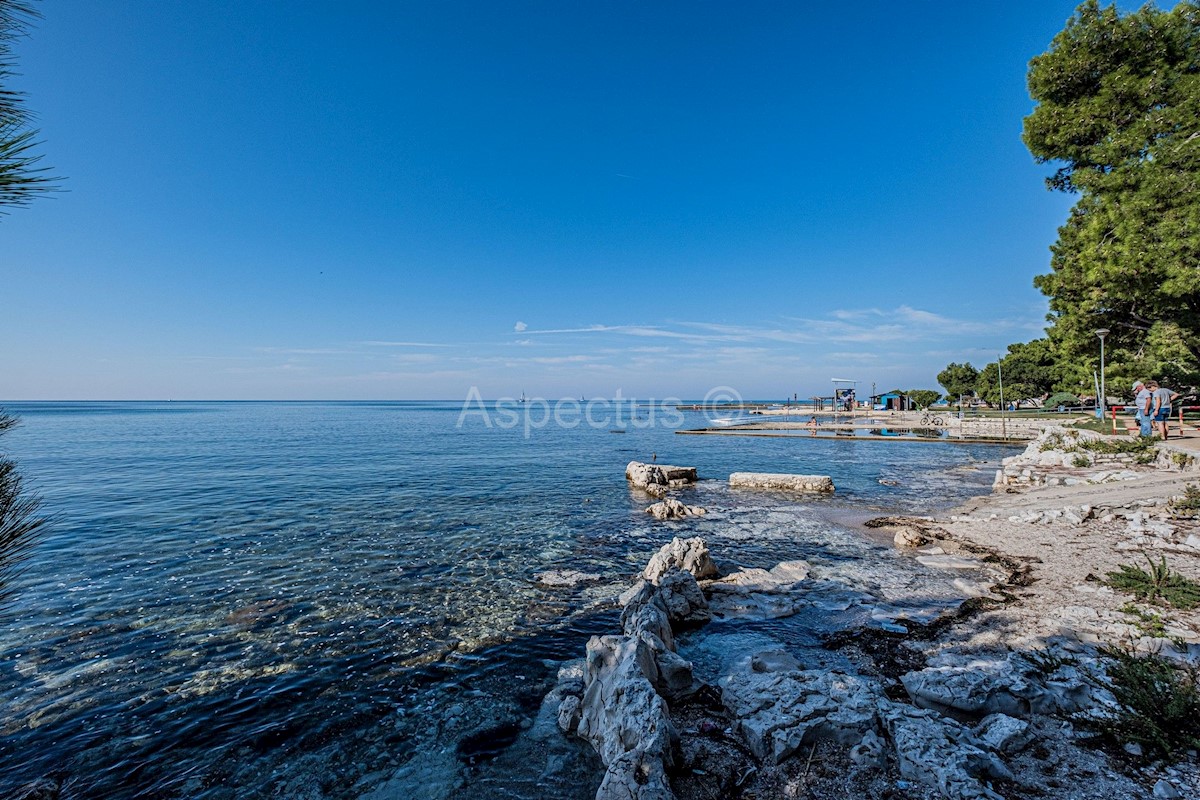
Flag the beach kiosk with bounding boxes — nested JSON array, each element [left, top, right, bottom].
[[873, 391, 909, 411]]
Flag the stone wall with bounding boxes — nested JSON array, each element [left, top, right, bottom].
[[947, 417, 1052, 440]]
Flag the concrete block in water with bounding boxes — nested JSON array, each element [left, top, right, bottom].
[[728, 472, 834, 492]]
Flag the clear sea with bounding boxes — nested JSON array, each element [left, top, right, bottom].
[[0, 401, 1017, 799]]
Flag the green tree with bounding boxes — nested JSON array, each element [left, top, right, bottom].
[[1, 0, 56, 212], [906, 389, 941, 410], [975, 339, 1059, 406], [1023, 0, 1200, 395], [937, 362, 979, 402], [0, 411, 48, 610], [0, 3, 52, 608]]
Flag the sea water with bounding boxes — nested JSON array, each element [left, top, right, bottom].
[[0, 401, 1015, 798]]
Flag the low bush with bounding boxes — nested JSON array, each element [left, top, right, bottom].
[[1105, 554, 1200, 610], [1078, 436, 1157, 456], [1168, 483, 1200, 517], [1119, 603, 1168, 638], [1094, 646, 1200, 759]]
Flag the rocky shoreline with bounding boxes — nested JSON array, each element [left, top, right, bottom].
[[543, 437, 1200, 800]]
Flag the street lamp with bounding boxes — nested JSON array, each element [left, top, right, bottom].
[[1095, 328, 1110, 416]]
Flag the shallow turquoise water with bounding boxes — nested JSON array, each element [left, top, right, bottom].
[[0, 401, 1014, 798]]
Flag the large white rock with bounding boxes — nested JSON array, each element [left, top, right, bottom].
[[576, 635, 679, 797], [653, 568, 711, 627], [620, 583, 675, 653], [626, 461, 697, 495], [643, 537, 718, 582], [618, 570, 703, 699], [728, 472, 834, 492]]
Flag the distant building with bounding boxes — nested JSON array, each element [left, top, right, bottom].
[[872, 391, 910, 411]]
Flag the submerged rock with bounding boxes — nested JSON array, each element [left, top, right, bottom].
[[703, 560, 812, 620], [536, 569, 603, 587], [728, 472, 834, 492]]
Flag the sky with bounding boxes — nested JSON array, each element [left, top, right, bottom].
[[0, 1, 1137, 400]]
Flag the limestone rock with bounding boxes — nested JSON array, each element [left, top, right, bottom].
[[704, 560, 812, 620], [595, 747, 674, 800], [901, 654, 1095, 719], [894, 526, 931, 548], [880, 700, 1012, 800], [728, 472, 834, 492], [576, 635, 679, 790], [654, 567, 711, 627], [973, 713, 1033, 754], [643, 537, 718, 582], [557, 694, 582, 734], [626, 461, 697, 495], [620, 583, 675, 652], [1153, 778, 1183, 799], [707, 560, 810, 593], [645, 497, 707, 521], [653, 648, 697, 702], [849, 729, 887, 768], [617, 572, 702, 700], [720, 657, 880, 763]]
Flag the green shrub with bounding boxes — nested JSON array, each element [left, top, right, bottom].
[[1072, 454, 1091, 467], [1094, 647, 1200, 759], [1079, 436, 1156, 456], [1040, 433, 1062, 452], [1119, 603, 1168, 638], [1105, 555, 1200, 610], [1169, 484, 1200, 517], [1021, 648, 1077, 676], [1046, 391, 1082, 408]]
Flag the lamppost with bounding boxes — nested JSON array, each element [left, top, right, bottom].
[[1095, 328, 1110, 417]]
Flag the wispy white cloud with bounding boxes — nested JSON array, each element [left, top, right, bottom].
[[514, 321, 528, 332], [254, 346, 353, 355], [359, 340, 456, 348]]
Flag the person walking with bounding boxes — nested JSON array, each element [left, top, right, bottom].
[[1150, 381, 1179, 440], [1133, 381, 1154, 437]]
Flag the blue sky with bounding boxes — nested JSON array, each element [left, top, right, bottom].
[[2, 1, 1128, 400]]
